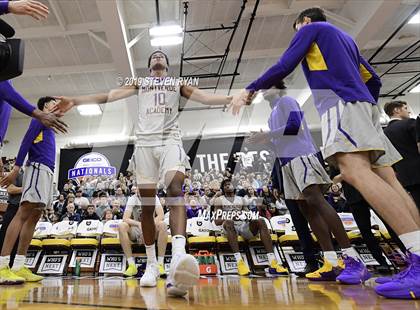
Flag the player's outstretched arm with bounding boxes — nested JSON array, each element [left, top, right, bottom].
[[0, 81, 67, 133], [53, 86, 138, 115], [181, 85, 232, 106]]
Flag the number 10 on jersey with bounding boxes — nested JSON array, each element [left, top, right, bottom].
[[154, 93, 166, 105]]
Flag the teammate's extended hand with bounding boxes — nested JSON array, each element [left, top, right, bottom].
[[51, 96, 76, 116], [246, 129, 269, 145], [227, 90, 250, 116], [33, 109, 68, 134], [0, 166, 19, 188], [8, 0, 49, 20]]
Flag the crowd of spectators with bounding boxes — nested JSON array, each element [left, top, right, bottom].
[[1, 155, 349, 226]]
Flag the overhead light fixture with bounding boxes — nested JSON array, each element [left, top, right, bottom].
[[149, 24, 183, 47], [149, 25, 183, 37], [408, 12, 420, 24], [409, 84, 420, 93], [151, 35, 183, 47], [77, 104, 102, 116]]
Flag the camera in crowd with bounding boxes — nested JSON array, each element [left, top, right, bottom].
[[0, 19, 24, 81]]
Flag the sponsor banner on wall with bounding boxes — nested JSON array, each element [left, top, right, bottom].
[[68, 152, 116, 179]]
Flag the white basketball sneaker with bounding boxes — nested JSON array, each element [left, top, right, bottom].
[[140, 263, 160, 287], [166, 253, 200, 297]]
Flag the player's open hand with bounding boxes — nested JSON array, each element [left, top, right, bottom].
[[34, 110, 68, 134], [246, 129, 269, 145], [52, 96, 75, 116], [227, 90, 247, 116], [8, 0, 49, 20]]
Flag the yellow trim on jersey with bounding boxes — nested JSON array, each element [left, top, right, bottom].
[[359, 64, 372, 83], [306, 43, 328, 71], [33, 131, 43, 144]]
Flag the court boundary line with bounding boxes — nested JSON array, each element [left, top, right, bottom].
[[22, 299, 168, 310]]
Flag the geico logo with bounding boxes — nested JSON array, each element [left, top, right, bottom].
[[82, 158, 102, 162]]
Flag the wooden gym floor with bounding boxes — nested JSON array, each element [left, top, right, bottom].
[[0, 276, 419, 310]]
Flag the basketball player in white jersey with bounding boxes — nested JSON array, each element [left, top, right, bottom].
[[214, 179, 288, 276], [53, 51, 232, 297]]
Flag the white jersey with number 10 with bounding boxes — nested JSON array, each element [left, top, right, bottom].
[[136, 77, 183, 147]]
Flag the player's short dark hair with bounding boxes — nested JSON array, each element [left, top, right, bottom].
[[384, 100, 407, 117], [293, 7, 327, 30], [37, 96, 55, 111], [148, 50, 170, 68]]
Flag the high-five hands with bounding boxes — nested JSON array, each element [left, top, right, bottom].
[[51, 96, 76, 116], [227, 89, 255, 116]]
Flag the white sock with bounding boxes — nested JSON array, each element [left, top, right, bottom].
[[267, 252, 276, 265], [127, 257, 135, 265], [11, 255, 25, 271], [342, 247, 360, 260], [234, 252, 242, 263], [145, 244, 157, 264], [399, 230, 420, 255], [0, 256, 10, 269], [172, 235, 186, 255], [157, 256, 164, 265], [323, 251, 338, 266]]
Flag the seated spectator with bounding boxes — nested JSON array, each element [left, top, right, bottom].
[[267, 203, 282, 219], [63, 183, 74, 196], [192, 169, 202, 182], [65, 193, 75, 207], [261, 186, 275, 206], [107, 183, 115, 196], [74, 189, 90, 212], [114, 187, 127, 207], [327, 184, 348, 213], [186, 199, 203, 219], [111, 200, 124, 220], [245, 187, 258, 212], [53, 194, 66, 217], [82, 205, 100, 221], [102, 209, 113, 223], [61, 203, 81, 222], [183, 178, 193, 193], [257, 202, 271, 219], [96, 192, 111, 218]]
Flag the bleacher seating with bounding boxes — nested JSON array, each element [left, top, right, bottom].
[[26, 206, 396, 276], [187, 217, 216, 245], [101, 220, 123, 249], [42, 221, 78, 250], [71, 220, 103, 249]]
